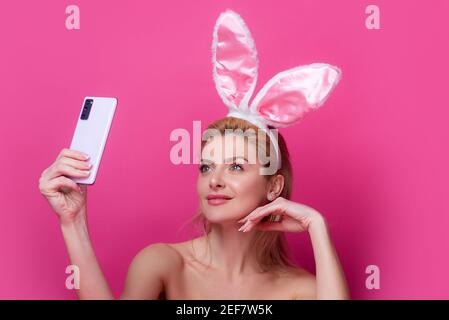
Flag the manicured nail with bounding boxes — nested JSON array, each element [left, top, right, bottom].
[[239, 222, 248, 231]]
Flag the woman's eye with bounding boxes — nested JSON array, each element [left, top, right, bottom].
[[230, 163, 243, 171], [199, 164, 210, 173]]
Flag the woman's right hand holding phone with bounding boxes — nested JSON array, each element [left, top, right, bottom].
[[38, 148, 92, 225], [38, 148, 115, 299]]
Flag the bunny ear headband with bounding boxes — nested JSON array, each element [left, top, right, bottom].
[[212, 9, 342, 171]]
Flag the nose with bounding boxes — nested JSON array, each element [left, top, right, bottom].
[[209, 166, 225, 190]]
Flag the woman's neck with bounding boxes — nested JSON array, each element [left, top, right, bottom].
[[201, 222, 261, 281]]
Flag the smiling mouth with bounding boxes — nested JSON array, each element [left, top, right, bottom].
[[207, 198, 232, 206]]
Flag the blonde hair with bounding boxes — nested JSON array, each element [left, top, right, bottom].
[[184, 116, 297, 273]]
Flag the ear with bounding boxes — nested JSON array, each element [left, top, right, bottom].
[[267, 174, 285, 200], [212, 10, 259, 111], [250, 63, 342, 128]]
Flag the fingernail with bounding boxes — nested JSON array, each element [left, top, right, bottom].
[[238, 222, 248, 232], [83, 154, 90, 160]]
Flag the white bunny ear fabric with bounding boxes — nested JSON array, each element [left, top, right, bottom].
[[211, 9, 342, 171], [212, 10, 258, 111]]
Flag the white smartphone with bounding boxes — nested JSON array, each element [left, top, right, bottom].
[[69, 96, 117, 185]]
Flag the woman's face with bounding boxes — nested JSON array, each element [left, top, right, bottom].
[[197, 133, 269, 224]]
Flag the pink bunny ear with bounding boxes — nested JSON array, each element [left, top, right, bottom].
[[212, 10, 258, 111], [249, 63, 342, 127]]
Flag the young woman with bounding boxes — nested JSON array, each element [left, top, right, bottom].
[[38, 116, 350, 300]]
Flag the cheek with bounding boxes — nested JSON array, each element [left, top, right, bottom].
[[196, 176, 208, 197], [228, 175, 266, 206]]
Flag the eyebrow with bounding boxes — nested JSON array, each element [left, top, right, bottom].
[[200, 156, 248, 164]]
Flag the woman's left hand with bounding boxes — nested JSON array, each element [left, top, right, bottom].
[[237, 197, 325, 233]]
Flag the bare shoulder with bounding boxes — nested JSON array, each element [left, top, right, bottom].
[[120, 243, 184, 299], [134, 242, 184, 272], [276, 266, 317, 300], [133, 238, 198, 269]]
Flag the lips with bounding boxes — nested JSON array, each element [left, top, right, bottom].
[[207, 194, 232, 200], [206, 194, 233, 205]]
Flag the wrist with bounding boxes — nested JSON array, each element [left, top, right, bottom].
[[308, 212, 328, 233], [60, 209, 88, 231], [60, 215, 91, 246]]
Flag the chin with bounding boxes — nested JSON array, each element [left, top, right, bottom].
[[201, 204, 250, 224], [202, 210, 239, 224]]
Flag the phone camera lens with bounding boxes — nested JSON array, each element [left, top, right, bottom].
[[81, 99, 93, 120]]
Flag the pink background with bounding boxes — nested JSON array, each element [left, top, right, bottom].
[[1, 0, 448, 299]]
